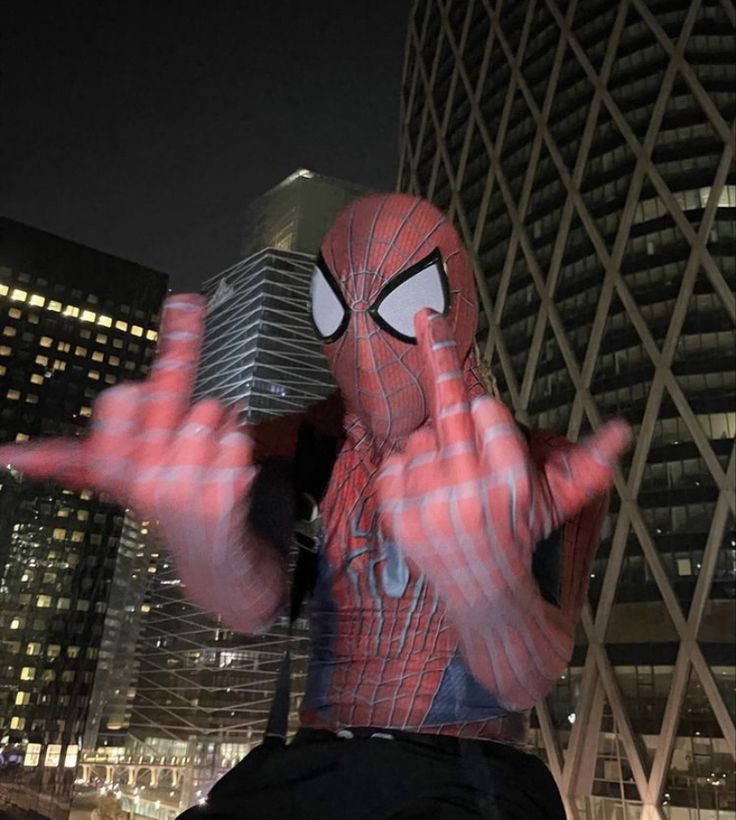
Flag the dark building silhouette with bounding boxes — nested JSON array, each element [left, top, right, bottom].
[[0, 218, 167, 820], [398, 1, 735, 817]]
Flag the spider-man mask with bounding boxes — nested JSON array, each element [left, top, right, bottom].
[[311, 193, 478, 442]]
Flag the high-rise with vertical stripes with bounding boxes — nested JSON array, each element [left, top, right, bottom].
[[398, 2, 735, 817]]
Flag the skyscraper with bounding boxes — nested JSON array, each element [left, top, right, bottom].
[[120, 170, 363, 815], [399, 2, 734, 817], [0, 218, 167, 820]]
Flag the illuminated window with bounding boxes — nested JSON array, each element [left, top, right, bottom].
[[6, 389, 20, 400], [0, 364, 5, 375], [35, 354, 48, 366], [64, 745, 78, 768], [52, 528, 66, 540], [88, 370, 100, 380], [44, 745, 62, 768], [79, 406, 92, 417], [104, 374, 117, 384], [10, 617, 23, 629], [115, 319, 128, 331], [146, 329, 158, 341], [47, 645, 61, 658], [15, 691, 31, 705], [24, 744, 41, 767], [36, 595, 52, 608], [74, 346, 87, 357], [41, 669, 55, 682], [95, 333, 108, 344], [57, 507, 70, 518], [57, 598, 71, 610], [20, 667, 36, 681], [10, 716, 25, 730], [3, 326, 17, 337], [131, 324, 144, 337], [15, 433, 29, 443], [9, 307, 22, 319], [26, 394, 39, 404], [28, 294, 45, 307], [58, 341, 70, 352], [0, 345, 11, 355], [53, 359, 66, 371], [98, 315, 113, 327], [0, 283, 7, 295], [80, 489, 92, 499], [109, 355, 120, 366], [71, 530, 84, 543], [67, 646, 80, 658], [10, 288, 28, 301], [80, 309, 96, 322], [48, 300, 62, 312], [63, 305, 80, 318], [39, 336, 53, 347], [91, 350, 104, 362], [26, 642, 41, 655]]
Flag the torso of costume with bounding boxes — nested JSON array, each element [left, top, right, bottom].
[[300, 414, 528, 744], [293, 401, 605, 745]]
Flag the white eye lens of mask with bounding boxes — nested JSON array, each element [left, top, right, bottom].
[[372, 252, 449, 343], [311, 263, 348, 341]]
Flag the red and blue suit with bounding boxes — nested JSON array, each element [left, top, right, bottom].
[[0, 193, 629, 817]]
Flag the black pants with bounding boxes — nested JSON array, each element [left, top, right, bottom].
[[177, 728, 565, 820]]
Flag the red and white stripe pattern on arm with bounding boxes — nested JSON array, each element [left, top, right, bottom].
[[0, 295, 286, 634], [376, 309, 630, 711]]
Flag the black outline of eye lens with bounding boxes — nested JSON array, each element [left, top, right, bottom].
[[369, 248, 450, 344], [311, 254, 350, 343]]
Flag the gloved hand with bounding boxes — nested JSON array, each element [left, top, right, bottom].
[[0, 294, 286, 632], [376, 309, 630, 707]]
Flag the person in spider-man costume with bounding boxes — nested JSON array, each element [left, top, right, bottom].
[[0, 194, 629, 819]]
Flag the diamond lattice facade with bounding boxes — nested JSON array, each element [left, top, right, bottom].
[[398, 1, 735, 817]]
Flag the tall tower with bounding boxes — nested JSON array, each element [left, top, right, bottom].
[[399, 2, 735, 818], [0, 218, 167, 820], [124, 170, 363, 816]]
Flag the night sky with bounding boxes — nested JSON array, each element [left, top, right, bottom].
[[0, 1, 410, 292]]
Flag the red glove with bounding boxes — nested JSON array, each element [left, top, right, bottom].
[[0, 295, 286, 633], [376, 309, 630, 709]]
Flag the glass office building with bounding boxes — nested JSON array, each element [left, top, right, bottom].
[[112, 171, 362, 817], [399, 1, 734, 817], [0, 218, 167, 819]]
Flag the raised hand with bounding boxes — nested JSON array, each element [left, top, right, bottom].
[[376, 309, 630, 708], [0, 295, 286, 633]]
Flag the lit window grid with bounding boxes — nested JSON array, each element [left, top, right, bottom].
[[0, 238, 167, 816], [399, 0, 734, 816], [0, 281, 161, 439], [0, 283, 158, 341]]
